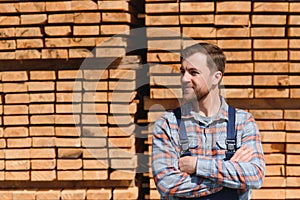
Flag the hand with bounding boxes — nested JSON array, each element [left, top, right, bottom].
[[230, 145, 254, 163], [178, 156, 197, 174]]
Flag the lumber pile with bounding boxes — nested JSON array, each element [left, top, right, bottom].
[[144, 1, 300, 200], [1, 0, 300, 199], [0, 0, 143, 200], [0, 1, 141, 59], [0, 59, 141, 199]]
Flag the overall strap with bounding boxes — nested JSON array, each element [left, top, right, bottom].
[[225, 105, 237, 161], [173, 108, 191, 157]]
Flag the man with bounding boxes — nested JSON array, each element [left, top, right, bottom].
[[152, 43, 265, 200]]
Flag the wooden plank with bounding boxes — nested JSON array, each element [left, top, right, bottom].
[[251, 27, 285, 37], [286, 189, 300, 199], [218, 39, 251, 49], [180, 14, 214, 25], [102, 12, 131, 23], [286, 144, 300, 154], [223, 51, 252, 61], [216, 2, 251, 12], [262, 144, 285, 153], [284, 110, 300, 120], [69, 48, 94, 58], [252, 15, 286, 25], [45, 26, 71, 36], [150, 75, 180, 86], [147, 52, 180, 63], [255, 88, 289, 98], [217, 27, 249, 37], [98, 1, 129, 11], [182, 27, 216, 38], [148, 39, 181, 51], [250, 110, 283, 120], [264, 154, 285, 164], [100, 24, 130, 35], [254, 62, 288, 73], [286, 166, 300, 176], [150, 88, 181, 99], [146, 3, 178, 13], [113, 187, 138, 200], [221, 88, 253, 98], [110, 170, 135, 180], [108, 115, 134, 125], [290, 50, 300, 61], [286, 177, 300, 187], [254, 39, 288, 49], [215, 14, 249, 26], [253, 75, 289, 86], [265, 165, 285, 176], [291, 89, 300, 98], [252, 189, 285, 199], [96, 47, 126, 58], [87, 189, 111, 200], [289, 15, 300, 26], [148, 111, 165, 122], [222, 75, 252, 86], [253, 2, 289, 12], [110, 102, 137, 114], [110, 157, 137, 169], [290, 2, 300, 12], [109, 69, 136, 80], [149, 189, 160, 200], [287, 155, 300, 165], [149, 63, 181, 74], [286, 133, 300, 143], [180, 2, 214, 12], [254, 50, 288, 61], [109, 125, 135, 137], [146, 15, 179, 26], [256, 120, 285, 131], [262, 177, 286, 187]]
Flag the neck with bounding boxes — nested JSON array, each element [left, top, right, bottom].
[[197, 89, 221, 117]]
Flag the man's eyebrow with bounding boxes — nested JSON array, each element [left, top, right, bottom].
[[188, 67, 200, 71], [180, 65, 201, 72]]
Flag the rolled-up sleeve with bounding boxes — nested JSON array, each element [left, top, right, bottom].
[[152, 115, 216, 198], [195, 113, 266, 190]]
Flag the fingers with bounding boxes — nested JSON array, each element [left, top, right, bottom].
[[230, 145, 254, 163], [178, 156, 197, 174]]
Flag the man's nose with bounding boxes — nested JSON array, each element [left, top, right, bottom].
[[181, 71, 191, 83]]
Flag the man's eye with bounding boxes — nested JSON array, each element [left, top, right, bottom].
[[190, 71, 198, 75]]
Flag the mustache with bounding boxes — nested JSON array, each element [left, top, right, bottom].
[[182, 83, 193, 87]]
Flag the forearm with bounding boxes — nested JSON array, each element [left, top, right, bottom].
[[153, 165, 203, 197], [195, 155, 265, 189], [152, 118, 212, 197], [153, 146, 212, 197]]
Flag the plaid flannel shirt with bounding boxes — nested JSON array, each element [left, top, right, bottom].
[[152, 98, 265, 200]]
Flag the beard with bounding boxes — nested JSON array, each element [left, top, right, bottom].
[[182, 86, 210, 102]]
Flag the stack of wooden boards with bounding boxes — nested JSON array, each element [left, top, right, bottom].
[[0, 1, 142, 59], [145, 1, 300, 200], [1, 0, 300, 199], [0, 1, 142, 199]]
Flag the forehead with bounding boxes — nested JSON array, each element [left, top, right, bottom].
[[182, 52, 208, 69]]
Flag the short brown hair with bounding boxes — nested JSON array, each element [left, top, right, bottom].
[[181, 43, 226, 74]]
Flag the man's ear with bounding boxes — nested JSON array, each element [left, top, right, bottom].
[[212, 71, 223, 85]]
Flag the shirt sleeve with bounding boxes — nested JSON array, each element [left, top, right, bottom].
[[195, 113, 266, 190], [152, 114, 219, 198]]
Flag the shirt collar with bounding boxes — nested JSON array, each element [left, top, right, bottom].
[[180, 97, 229, 124]]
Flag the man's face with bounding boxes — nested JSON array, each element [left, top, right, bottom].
[[180, 52, 215, 102]]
